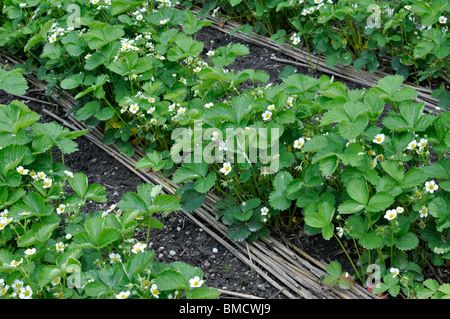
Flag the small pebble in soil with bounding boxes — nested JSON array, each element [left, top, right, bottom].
[[169, 250, 176, 256], [212, 248, 218, 254]]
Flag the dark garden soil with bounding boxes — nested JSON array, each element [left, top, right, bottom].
[[1, 24, 448, 299]]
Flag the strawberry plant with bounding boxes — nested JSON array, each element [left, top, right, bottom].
[[192, 0, 450, 107], [0, 0, 448, 299], [0, 99, 218, 300]]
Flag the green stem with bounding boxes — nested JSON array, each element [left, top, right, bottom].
[[333, 233, 363, 283]]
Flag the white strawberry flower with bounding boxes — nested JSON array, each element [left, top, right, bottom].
[[131, 242, 146, 254], [116, 291, 130, 299], [262, 110, 272, 121], [24, 248, 36, 256], [220, 162, 232, 175], [129, 103, 139, 114], [261, 207, 269, 216], [109, 253, 122, 264], [419, 206, 428, 218], [425, 180, 438, 193], [293, 137, 305, 149], [418, 138, 427, 149], [390, 267, 400, 278], [189, 276, 204, 288], [42, 178, 52, 188], [373, 134, 385, 144], [211, 131, 220, 141], [16, 166, 29, 175], [57, 204, 66, 215], [384, 209, 397, 221], [407, 140, 417, 150], [150, 284, 159, 298]]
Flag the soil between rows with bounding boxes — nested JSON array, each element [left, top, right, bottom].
[[1, 25, 448, 299]]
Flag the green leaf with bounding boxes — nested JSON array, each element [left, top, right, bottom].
[[303, 135, 329, 153], [136, 151, 165, 172], [98, 228, 121, 248], [227, 223, 251, 242], [82, 23, 125, 50], [182, 11, 213, 35], [85, 184, 107, 203], [346, 178, 369, 205], [338, 200, 366, 214], [326, 261, 342, 276], [61, 32, 86, 57], [155, 270, 189, 291], [402, 169, 427, 189], [269, 171, 293, 211], [414, 41, 434, 58], [84, 281, 109, 297], [0, 68, 28, 96], [38, 265, 63, 288], [172, 162, 208, 184], [229, 0, 243, 6], [381, 160, 405, 184], [126, 250, 155, 276], [194, 172, 217, 194], [84, 215, 103, 245], [180, 188, 205, 212], [428, 197, 450, 232], [189, 286, 221, 299], [319, 156, 339, 176], [118, 191, 148, 213], [60, 73, 85, 90], [68, 173, 88, 198], [0, 145, 28, 176], [366, 192, 395, 212], [359, 230, 383, 249], [95, 108, 115, 121], [32, 135, 53, 154], [339, 114, 368, 140], [421, 159, 450, 180], [395, 232, 419, 251], [167, 35, 204, 61], [75, 101, 101, 121], [153, 194, 182, 213], [21, 192, 53, 217], [383, 101, 435, 132]]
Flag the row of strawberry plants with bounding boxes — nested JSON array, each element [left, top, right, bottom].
[[185, 0, 450, 109], [0, 0, 449, 298], [0, 70, 218, 299]]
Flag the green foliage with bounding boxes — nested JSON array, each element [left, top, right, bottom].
[[0, 100, 217, 300], [0, 0, 448, 299]]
